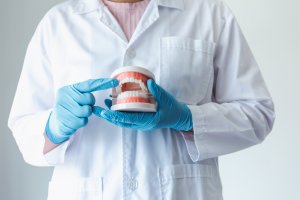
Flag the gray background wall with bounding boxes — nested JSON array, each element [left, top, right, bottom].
[[1, 0, 299, 199]]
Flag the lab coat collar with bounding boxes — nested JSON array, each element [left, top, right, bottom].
[[157, 0, 184, 10], [72, 0, 184, 14], [72, 0, 100, 14]]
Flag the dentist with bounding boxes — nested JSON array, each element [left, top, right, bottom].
[[8, 0, 275, 199]]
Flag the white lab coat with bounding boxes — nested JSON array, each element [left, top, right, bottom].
[[8, 0, 275, 199]]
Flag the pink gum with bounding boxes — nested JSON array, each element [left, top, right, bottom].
[[115, 72, 149, 84]]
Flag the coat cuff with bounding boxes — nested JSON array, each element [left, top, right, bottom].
[[181, 105, 208, 162], [10, 110, 51, 166], [44, 139, 71, 165], [9, 109, 70, 166]]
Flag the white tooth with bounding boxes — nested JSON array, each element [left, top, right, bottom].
[[138, 80, 144, 87], [116, 85, 121, 95], [123, 92, 129, 98], [117, 90, 151, 100], [117, 78, 128, 94], [142, 83, 147, 91], [132, 91, 139, 97], [117, 92, 123, 99], [118, 91, 130, 100], [139, 92, 148, 98], [122, 78, 127, 84], [140, 81, 148, 92], [136, 92, 142, 98]]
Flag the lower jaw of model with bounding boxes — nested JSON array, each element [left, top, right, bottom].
[[111, 71, 157, 112]]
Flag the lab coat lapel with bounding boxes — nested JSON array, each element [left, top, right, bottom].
[[128, 0, 159, 45], [129, 0, 184, 45], [98, 0, 184, 45], [99, 6, 129, 44]]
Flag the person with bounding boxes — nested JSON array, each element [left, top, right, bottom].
[[8, 0, 275, 199]]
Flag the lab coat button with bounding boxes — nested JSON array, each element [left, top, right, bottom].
[[126, 48, 136, 59], [127, 178, 138, 191]]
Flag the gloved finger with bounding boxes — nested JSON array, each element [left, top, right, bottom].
[[67, 117, 88, 131], [93, 106, 136, 128], [147, 79, 159, 99], [95, 110, 155, 131], [55, 120, 76, 137], [57, 95, 93, 118], [49, 111, 76, 137], [56, 107, 88, 131], [93, 106, 155, 126], [100, 114, 154, 131], [101, 110, 138, 124], [147, 79, 163, 102], [101, 114, 138, 129], [57, 86, 96, 106], [70, 88, 96, 106], [92, 106, 106, 117], [101, 110, 154, 125], [104, 99, 112, 109], [147, 79, 174, 104], [75, 105, 93, 118], [72, 78, 119, 93]]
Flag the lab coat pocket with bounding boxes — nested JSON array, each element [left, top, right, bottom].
[[159, 164, 219, 200], [160, 37, 215, 104], [47, 178, 103, 200]]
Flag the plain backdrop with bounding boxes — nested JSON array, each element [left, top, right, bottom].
[[1, 0, 299, 199]]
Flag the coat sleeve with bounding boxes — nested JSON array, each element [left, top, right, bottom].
[[181, 1, 275, 162], [7, 12, 70, 166]]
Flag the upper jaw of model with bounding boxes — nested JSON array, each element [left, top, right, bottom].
[[110, 66, 157, 112], [116, 77, 148, 95], [115, 77, 149, 100]]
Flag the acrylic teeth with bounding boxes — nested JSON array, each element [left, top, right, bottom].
[[116, 77, 148, 94], [117, 91, 149, 100]]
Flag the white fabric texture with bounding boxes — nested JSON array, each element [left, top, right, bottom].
[[8, 0, 275, 199]]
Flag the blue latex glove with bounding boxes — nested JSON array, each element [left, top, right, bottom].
[[46, 78, 119, 144], [92, 79, 193, 132]]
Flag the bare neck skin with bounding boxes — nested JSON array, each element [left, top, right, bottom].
[[107, 0, 144, 3]]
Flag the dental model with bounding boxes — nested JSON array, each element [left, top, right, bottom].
[[110, 66, 157, 112]]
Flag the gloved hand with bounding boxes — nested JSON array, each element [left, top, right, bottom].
[[92, 79, 193, 132], [46, 78, 119, 144]]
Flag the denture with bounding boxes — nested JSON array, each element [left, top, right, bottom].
[[110, 66, 157, 112]]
